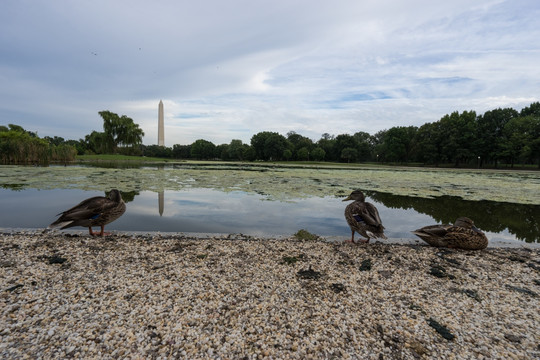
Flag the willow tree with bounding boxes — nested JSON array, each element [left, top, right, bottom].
[[98, 111, 145, 153]]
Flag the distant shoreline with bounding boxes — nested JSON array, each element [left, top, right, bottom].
[[1, 228, 538, 248]]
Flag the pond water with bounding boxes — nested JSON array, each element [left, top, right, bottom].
[[1, 187, 538, 244]]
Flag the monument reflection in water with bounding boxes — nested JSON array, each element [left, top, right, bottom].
[[158, 190, 164, 216]]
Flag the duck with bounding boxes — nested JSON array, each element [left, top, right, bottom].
[[48, 189, 126, 236], [412, 217, 488, 250], [343, 190, 387, 243]]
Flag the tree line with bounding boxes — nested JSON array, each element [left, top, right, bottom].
[[142, 101, 540, 168], [1, 102, 539, 168], [0, 112, 144, 164], [0, 124, 77, 164]]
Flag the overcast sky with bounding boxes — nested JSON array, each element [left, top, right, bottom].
[[1, 0, 539, 146]]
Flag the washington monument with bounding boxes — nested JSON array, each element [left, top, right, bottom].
[[158, 100, 164, 146]]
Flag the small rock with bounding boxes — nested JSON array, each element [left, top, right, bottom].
[[48, 255, 67, 264], [429, 265, 455, 279], [505, 284, 538, 297], [331, 283, 346, 293], [426, 318, 455, 341], [5, 284, 24, 292], [462, 289, 482, 302], [282, 256, 298, 265], [504, 334, 524, 343], [359, 259, 372, 271], [297, 266, 321, 279]]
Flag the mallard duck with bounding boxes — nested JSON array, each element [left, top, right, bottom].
[[48, 189, 126, 236], [343, 190, 387, 243], [412, 217, 488, 250]]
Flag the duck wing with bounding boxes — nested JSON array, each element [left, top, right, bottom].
[[412, 224, 450, 237], [352, 202, 383, 227], [411, 224, 452, 246], [49, 196, 117, 228]]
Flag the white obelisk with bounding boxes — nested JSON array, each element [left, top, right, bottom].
[[158, 100, 164, 146]]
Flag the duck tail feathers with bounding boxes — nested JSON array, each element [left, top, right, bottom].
[[48, 221, 73, 230]]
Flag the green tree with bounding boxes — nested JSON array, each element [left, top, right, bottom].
[[242, 145, 256, 161], [142, 145, 173, 158], [172, 144, 191, 159], [85, 131, 110, 154], [311, 147, 326, 161], [264, 133, 290, 160], [475, 108, 518, 167], [7, 124, 27, 134], [438, 111, 476, 166], [98, 111, 145, 153], [353, 131, 373, 161], [520, 102, 540, 117], [519, 102, 540, 168], [416, 122, 443, 165], [65, 139, 87, 155], [341, 147, 357, 163], [250, 131, 274, 160], [50, 144, 77, 163], [44, 136, 65, 146], [228, 139, 245, 160], [250, 131, 290, 160], [287, 131, 313, 159], [283, 149, 292, 161], [297, 147, 310, 161], [378, 126, 418, 163], [0, 127, 49, 164], [334, 134, 359, 162], [317, 134, 336, 161], [191, 139, 215, 159], [216, 144, 229, 160], [500, 115, 540, 167]]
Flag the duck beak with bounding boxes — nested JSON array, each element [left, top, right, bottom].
[[342, 195, 351, 201]]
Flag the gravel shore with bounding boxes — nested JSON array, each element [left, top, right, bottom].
[[1, 230, 539, 359]]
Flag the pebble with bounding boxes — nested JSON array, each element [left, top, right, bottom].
[[1, 231, 539, 359]]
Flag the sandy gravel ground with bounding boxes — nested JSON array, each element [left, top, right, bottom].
[[1, 230, 539, 359]]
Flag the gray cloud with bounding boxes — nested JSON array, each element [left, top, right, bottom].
[[1, 0, 539, 145]]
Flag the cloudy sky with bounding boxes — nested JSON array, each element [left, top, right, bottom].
[[1, 0, 539, 146]]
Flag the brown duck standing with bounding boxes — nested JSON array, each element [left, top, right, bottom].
[[412, 217, 488, 250], [343, 190, 387, 243], [48, 189, 126, 236]]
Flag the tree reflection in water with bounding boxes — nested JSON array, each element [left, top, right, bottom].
[[366, 191, 540, 243]]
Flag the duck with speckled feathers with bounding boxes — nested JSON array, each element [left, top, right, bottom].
[[343, 190, 387, 243], [48, 189, 126, 236], [412, 217, 488, 250]]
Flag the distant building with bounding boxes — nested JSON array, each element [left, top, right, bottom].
[[158, 100, 164, 146]]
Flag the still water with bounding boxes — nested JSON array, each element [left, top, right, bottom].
[[1, 188, 538, 244]]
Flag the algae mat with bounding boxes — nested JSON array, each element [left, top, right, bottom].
[[1, 164, 539, 205]]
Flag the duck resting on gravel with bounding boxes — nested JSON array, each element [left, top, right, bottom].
[[412, 217, 488, 250], [343, 190, 387, 243], [48, 189, 126, 237]]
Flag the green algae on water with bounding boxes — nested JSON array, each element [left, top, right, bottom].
[[0, 164, 539, 205]]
